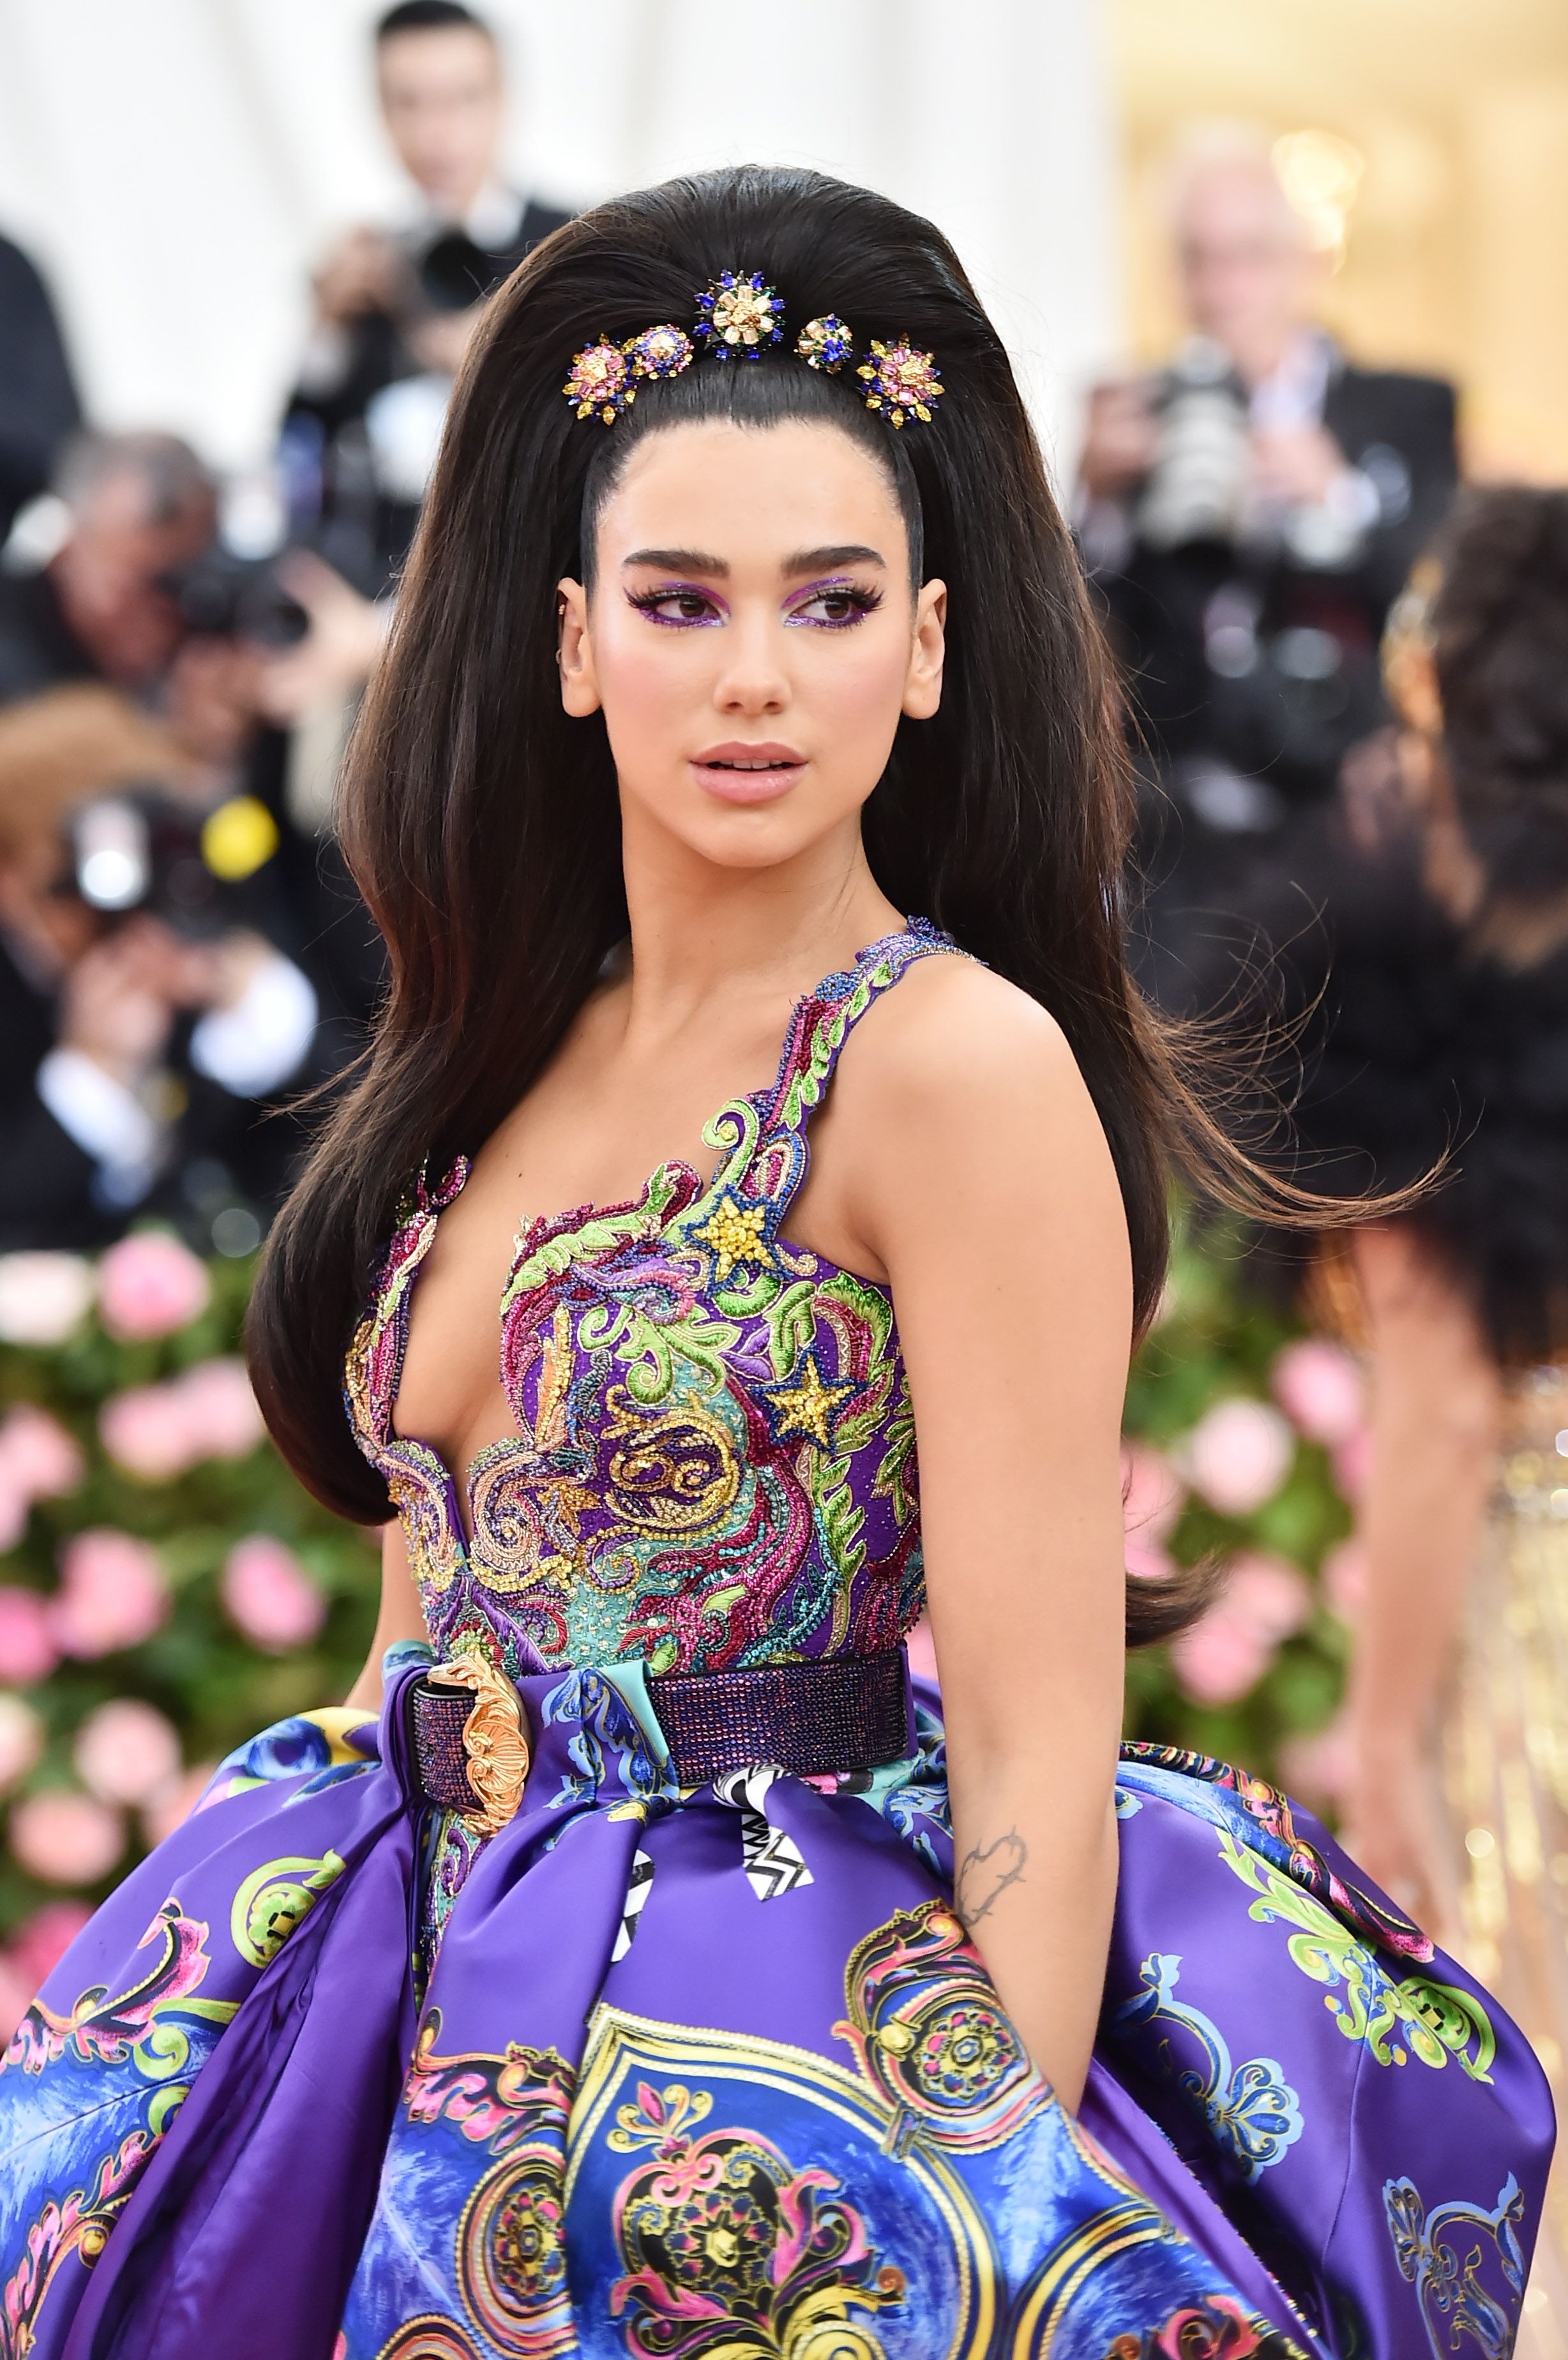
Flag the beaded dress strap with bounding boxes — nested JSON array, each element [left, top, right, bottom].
[[760, 917, 962, 1144]]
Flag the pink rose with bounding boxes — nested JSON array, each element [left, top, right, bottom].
[[0, 1695, 43, 1790], [1168, 1549, 1310, 1706], [1124, 1533, 1177, 1584], [1122, 1441, 1186, 1545], [0, 1956, 30, 2043], [1321, 1536, 1367, 1622], [0, 1407, 84, 1502], [1184, 1398, 1294, 1517], [96, 1231, 211, 1342], [73, 1698, 181, 1807], [100, 1360, 265, 1483], [100, 1385, 196, 1482], [0, 1587, 59, 1686], [6, 1898, 91, 1990], [8, 1790, 124, 1886], [176, 1359, 264, 1461], [0, 1253, 94, 1345], [142, 1761, 217, 1848], [1271, 1338, 1366, 1448], [1225, 1550, 1311, 1645], [53, 1530, 169, 1659], [222, 1536, 326, 1653], [1332, 1426, 1374, 1503], [1171, 1613, 1271, 1706]]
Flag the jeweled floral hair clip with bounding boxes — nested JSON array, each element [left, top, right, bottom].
[[562, 275, 943, 431], [562, 323, 695, 425], [858, 339, 944, 429], [695, 270, 785, 358]]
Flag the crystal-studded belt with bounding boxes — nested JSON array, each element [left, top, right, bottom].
[[406, 1647, 910, 1834]]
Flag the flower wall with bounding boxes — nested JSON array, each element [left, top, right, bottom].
[[0, 1216, 1366, 2027], [0, 1234, 380, 2031]]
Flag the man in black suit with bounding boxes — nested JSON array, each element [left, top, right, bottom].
[[281, 0, 570, 590], [1077, 139, 1459, 1008], [0, 232, 81, 550]]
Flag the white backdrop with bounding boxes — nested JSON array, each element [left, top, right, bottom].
[[0, 0, 1121, 481]]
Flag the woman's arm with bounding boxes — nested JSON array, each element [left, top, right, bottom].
[[343, 1521, 429, 1709], [1340, 1222, 1501, 1929], [842, 964, 1131, 2108]]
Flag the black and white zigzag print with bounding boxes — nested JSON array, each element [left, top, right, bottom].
[[713, 1764, 814, 1901], [610, 1845, 654, 1961]]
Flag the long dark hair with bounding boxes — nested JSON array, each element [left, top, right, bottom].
[[248, 163, 1304, 1643], [1433, 487, 1568, 907]]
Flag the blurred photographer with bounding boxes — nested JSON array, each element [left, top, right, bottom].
[[281, 0, 569, 588], [1078, 133, 1458, 1006], [0, 686, 324, 1252], [0, 432, 218, 711]]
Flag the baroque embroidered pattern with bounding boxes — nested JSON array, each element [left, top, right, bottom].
[[343, 925, 951, 1686]]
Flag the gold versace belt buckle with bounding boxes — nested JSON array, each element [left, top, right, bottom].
[[426, 1655, 531, 1838]]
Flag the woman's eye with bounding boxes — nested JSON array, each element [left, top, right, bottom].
[[628, 588, 722, 626], [790, 586, 881, 628]]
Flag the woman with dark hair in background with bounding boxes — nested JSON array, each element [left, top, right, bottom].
[[1284, 488, 1568, 2354], [0, 168, 1548, 2359]]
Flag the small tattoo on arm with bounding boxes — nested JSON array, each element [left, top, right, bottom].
[[954, 1829, 1027, 1928]]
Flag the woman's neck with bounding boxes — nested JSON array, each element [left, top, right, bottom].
[[614, 806, 903, 1040]]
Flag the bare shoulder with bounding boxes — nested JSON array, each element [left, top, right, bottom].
[[815, 948, 1130, 1302], [836, 951, 1099, 1144]]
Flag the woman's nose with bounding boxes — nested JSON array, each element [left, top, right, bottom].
[[711, 614, 788, 715]]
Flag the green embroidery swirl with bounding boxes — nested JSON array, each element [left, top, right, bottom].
[[1217, 1830, 1495, 2081]]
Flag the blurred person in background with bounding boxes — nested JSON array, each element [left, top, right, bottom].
[[0, 685, 325, 1252], [0, 427, 388, 1059], [1276, 491, 1568, 2350], [0, 229, 81, 547], [1078, 130, 1458, 1011], [280, 0, 570, 589], [0, 430, 218, 712]]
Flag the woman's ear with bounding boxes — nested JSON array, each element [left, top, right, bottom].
[[557, 578, 601, 717], [902, 579, 947, 721]]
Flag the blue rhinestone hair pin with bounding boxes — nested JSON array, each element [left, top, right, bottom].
[[796, 315, 854, 373], [627, 323, 695, 382], [694, 270, 785, 360]]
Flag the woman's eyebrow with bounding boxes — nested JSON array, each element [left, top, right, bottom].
[[785, 544, 886, 573], [622, 547, 727, 575]]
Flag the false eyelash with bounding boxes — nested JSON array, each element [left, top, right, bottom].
[[624, 586, 724, 626], [789, 584, 885, 628]]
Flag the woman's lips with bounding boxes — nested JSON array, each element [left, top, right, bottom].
[[690, 743, 806, 805]]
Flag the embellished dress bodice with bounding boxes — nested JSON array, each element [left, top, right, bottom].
[[344, 922, 950, 1684]]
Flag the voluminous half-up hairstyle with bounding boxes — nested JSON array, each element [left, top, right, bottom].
[[248, 163, 1310, 1645]]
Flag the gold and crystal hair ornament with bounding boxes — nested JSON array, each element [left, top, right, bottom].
[[627, 322, 695, 382], [796, 314, 854, 373], [562, 338, 635, 424], [694, 269, 786, 359], [857, 338, 944, 428]]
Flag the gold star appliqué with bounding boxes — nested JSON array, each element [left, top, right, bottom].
[[693, 1196, 769, 1280], [764, 1353, 854, 1449]]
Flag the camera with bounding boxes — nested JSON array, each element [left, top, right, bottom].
[[1135, 339, 1251, 553], [66, 789, 278, 939], [158, 549, 310, 649]]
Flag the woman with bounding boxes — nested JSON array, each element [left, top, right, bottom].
[[1285, 489, 1568, 2354], [0, 169, 1548, 2360]]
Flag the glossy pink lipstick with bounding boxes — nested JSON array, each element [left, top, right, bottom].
[[690, 740, 806, 806]]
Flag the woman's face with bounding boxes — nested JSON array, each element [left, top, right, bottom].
[[557, 418, 945, 871]]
